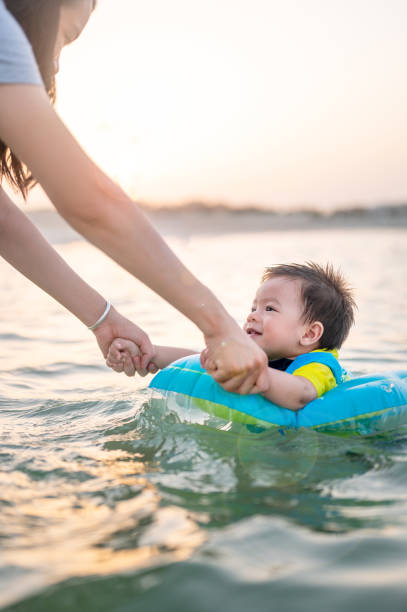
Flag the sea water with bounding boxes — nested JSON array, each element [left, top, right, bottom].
[[1, 207, 407, 611]]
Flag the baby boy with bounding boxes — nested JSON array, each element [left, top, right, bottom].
[[107, 262, 355, 411]]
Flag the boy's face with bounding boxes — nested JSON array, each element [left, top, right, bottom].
[[243, 276, 307, 360]]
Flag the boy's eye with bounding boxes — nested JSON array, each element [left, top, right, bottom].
[[265, 306, 275, 312]]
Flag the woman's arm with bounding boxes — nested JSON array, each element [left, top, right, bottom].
[[0, 187, 154, 362], [0, 84, 268, 392]]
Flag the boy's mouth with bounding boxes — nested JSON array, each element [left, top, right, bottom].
[[246, 327, 262, 336]]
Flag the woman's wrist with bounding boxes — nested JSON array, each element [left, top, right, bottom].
[[191, 290, 238, 339], [89, 306, 153, 367], [89, 303, 119, 336], [87, 300, 111, 331]]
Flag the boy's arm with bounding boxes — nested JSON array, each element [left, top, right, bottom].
[[261, 368, 317, 411], [107, 339, 196, 376], [151, 345, 197, 369]]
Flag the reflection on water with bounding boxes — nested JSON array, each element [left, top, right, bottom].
[[1, 226, 407, 610]]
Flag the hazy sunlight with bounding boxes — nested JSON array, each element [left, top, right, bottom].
[[49, 0, 407, 209]]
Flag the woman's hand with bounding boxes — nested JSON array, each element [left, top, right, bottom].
[[92, 306, 155, 376], [202, 323, 270, 395]]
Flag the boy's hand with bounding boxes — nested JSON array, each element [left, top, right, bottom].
[[106, 338, 158, 377]]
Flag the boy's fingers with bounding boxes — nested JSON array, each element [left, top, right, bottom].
[[139, 342, 156, 374], [106, 359, 124, 373], [106, 353, 123, 367], [234, 374, 259, 395], [120, 339, 152, 376], [212, 366, 244, 385], [106, 356, 123, 367], [129, 335, 155, 374], [233, 368, 269, 395], [126, 342, 140, 358], [214, 372, 247, 393], [202, 357, 217, 373], [212, 368, 266, 395], [133, 355, 146, 377], [210, 365, 240, 384], [123, 354, 135, 377], [106, 338, 157, 378], [140, 352, 154, 372], [200, 349, 209, 368], [248, 385, 264, 395], [109, 338, 127, 357], [107, 346, 121, 361]]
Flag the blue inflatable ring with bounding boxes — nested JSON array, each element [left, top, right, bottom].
[[149, 354, 407, 435]]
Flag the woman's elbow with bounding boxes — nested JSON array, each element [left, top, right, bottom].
[[58, 174, 132, 229]]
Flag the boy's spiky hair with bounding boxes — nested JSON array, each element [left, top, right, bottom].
[[261, 262, 356, 349]]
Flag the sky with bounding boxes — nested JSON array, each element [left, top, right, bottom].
[[34, 0, 407, 210]]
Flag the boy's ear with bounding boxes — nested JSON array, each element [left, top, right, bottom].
[[300, 321, 324, 346]]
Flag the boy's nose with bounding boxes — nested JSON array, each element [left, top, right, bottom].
[[247, 310, 259, 322]]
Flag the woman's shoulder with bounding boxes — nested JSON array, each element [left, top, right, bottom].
[[0, 1, 43, 86]]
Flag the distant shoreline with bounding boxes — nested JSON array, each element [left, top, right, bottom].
[[143, 201, 407, 234], [26, 202, 407, 244]]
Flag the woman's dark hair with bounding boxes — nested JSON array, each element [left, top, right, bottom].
[[1, 0, 96, 198]]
